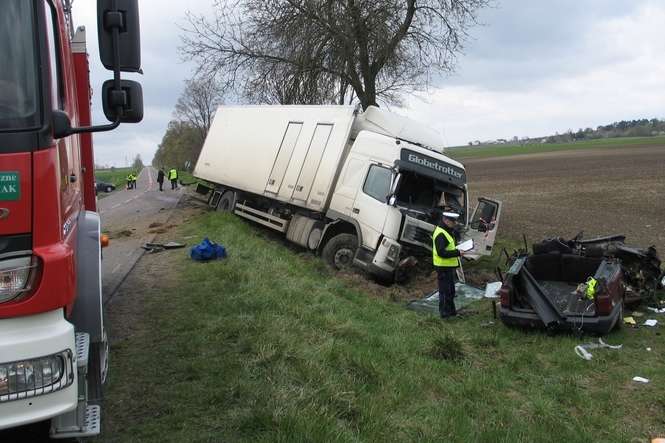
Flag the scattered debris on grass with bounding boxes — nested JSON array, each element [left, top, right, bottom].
[[407, 283, 485, 315], [141, 241, 186, 253], [190, 237, 227, 261], [624, 317, 637, 326], [148, 222, 163, 228], [574, 338, 622, 361], [632, 376, 649, 384], [643, 319, 658, 327]]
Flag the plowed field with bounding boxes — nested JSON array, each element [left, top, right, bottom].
[[464, 144, 665, 253]]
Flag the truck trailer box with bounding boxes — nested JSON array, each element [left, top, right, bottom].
[[194, 105, 358, 213]]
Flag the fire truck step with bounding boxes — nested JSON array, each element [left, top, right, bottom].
[[75, 332, 90, 372], [52, 405, 101, 439]]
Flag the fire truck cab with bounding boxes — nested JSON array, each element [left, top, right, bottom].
[[0, 0, 142, 438]]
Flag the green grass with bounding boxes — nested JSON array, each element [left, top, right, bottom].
[[447, 136, 665, 160], [95, 167, 134, 189], [100, 213, 665, 442]]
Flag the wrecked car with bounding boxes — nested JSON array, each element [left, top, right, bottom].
[[498, 234, 663, 335]]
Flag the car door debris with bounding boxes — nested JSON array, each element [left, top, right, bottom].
[[574, 338, 622, 361]]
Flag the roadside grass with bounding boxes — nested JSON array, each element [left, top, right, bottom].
[[101, 212, 665, 442], [95, 167, 133, 189], [447, 135, 665, 160]]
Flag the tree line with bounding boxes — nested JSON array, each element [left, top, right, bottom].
[[544, 118, 665, 144], [152, 0, 491, 170]]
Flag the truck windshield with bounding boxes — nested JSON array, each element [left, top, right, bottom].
[[394, 170, 466, 219], [0, 1, 40, 131]]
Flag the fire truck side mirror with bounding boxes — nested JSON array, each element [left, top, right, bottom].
[[102, 80, 143, 123], [97, 0, 141, 72]]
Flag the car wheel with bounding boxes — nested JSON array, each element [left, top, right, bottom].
[[322, 233, 358, 270], [105, 186, 113, 193]]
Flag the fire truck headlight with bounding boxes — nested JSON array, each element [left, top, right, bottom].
[[0, 350, 74, 402], [0, 255, 40, 303]]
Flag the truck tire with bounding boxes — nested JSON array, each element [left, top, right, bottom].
[[322, 233, 358, 270], [217, 190, 236, 212]]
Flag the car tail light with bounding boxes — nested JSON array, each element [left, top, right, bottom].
[[595, 295, 614, 316], [0, 255, 40, 304], [499, 285, 511, 308]]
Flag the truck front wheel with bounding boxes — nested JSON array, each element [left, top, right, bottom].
[[322, 234, 358, 270]]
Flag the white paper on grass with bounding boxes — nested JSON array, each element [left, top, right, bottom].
[[643, 319, 658, 327], [632, 376, 649, 383], [484, 281, 502, 299], [456, 239, 474, 252]]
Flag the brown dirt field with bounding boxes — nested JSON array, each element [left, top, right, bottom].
[[464, 145, 665, 254]]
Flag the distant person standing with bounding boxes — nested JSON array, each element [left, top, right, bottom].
[[169, 167, 178, 190], [126, 172, 133, 190], [157, 167, 165, 191], [131, 172, 137, 190]]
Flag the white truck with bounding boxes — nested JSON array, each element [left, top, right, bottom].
[[194, 105, 501, 281]]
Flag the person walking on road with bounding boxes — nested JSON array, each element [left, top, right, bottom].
[[432, 210, 465, 319], [126, 172, 134, 190], [157, 167, 165, 191], [169, 167, 178, 190]]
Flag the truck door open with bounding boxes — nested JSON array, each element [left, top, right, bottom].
[[463, 197, 502, 258]]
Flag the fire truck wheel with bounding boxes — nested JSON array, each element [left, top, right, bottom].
[[322, 233, 358, 270]]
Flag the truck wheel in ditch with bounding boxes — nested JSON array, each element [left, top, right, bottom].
[[322, 234, 358, 270], [217, 191, 236, 212]]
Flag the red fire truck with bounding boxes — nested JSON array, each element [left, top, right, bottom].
[[0, 0, 142, 438]]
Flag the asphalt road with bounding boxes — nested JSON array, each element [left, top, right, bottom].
[[97, 166, 182, 303]]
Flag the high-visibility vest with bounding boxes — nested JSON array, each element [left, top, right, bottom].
[[432, 226, 460, 267], [169, 169, 177, 180]]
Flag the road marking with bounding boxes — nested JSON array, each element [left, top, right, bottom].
[[111, 203, 121, 209], [111, 264, 122, 274]]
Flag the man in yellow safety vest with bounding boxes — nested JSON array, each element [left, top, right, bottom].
[[168, 167, 178, 190], [432, 210, 465, 318]]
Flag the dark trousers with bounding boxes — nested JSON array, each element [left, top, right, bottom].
[[171, 179, 177, 189], [437, 267, 457, 317], [158, 180, 163, 191]]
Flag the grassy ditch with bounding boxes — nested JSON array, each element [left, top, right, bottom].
[[100, 212, 665, 442], [447, 136, 665, 160]]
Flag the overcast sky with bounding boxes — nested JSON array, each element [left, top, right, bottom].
[[73, 0, 665, 166]]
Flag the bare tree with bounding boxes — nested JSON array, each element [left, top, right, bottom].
[[181, 0, 491, 109], [174, 77, 224, 145]]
